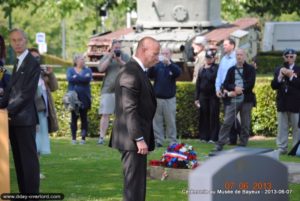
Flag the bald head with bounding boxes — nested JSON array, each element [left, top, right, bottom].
[[135, 37, 160, 68], [236, 48, 246, 66]]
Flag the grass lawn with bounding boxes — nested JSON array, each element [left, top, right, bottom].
[[9, 137, 300, 201]]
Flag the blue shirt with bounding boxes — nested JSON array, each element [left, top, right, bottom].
[[66, 66, 92, 109], [147, 61, 181, 99], [215, 51, 236, 92]]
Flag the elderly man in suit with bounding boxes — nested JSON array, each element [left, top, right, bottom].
[[0, 28, 40, 194], [109, 37, 160, 201], [271, 48, 300, 154]]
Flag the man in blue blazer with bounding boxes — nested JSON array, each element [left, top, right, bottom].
[[0, 28, 40, 194], [271, 48, 300, 154], [110, 37, 160, 201]]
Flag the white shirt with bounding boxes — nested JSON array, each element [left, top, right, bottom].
[[132, 55, 147, 72], [16, 49, 29, 71]]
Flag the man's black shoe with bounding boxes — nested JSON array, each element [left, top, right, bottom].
[[212, 145, 223, 152], [156, 143, 163, 148], [208, 145, 223, 157]]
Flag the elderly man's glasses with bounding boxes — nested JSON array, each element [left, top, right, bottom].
[[285, 55, 294, 59]]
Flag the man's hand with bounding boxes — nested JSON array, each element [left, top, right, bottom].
[[284, 69, 296, 78], [216, 91, 222, 98], [162, 57, 171, 66], [194, 100, 200, 108], [46, 67, 53, 74], [234, 86, 244, 95], [227, 91, 237, 97], [136, 140, 149, 155]]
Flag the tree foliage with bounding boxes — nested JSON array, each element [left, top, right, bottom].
[[0, 0, 136, 59], [242, 0, 300, 18], [221, 0, 247, 22]]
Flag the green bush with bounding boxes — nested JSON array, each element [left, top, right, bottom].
[[52, 78, 279, 138], [256, 52, 285, 74], [51, 81, 102, 138], [252, 77, 277, 136], [176, 83, 198, 139]]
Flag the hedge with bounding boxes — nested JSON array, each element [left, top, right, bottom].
[[51, 78, 278, 139], [255, 51, 292, 74]]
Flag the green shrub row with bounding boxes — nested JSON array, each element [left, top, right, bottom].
[[256, 52, 289, 74], [52, 78, 278, 139]]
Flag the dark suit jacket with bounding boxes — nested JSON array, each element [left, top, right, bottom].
[[222, 62, 256, 105], [271, 63, 300, 113], [109, 59, 157, 151], [0, 52, 40, 126]]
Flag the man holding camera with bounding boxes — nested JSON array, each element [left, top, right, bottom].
[[147, 48, 181, 147], [97, 39, 130, 144], [271, 48, 300, 154]]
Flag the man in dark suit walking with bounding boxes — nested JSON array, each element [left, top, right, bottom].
[[109, 37, 160, 201], [0, 28, 40, 194]]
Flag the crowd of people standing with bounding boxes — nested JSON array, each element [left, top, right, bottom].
[[1, 28, 300, 201]]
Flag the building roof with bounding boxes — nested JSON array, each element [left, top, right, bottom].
[[88, 28, 133, 46], [204, 18, 259, 44]]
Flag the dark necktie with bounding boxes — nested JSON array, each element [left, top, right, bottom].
[[12, 58, 19, 74]]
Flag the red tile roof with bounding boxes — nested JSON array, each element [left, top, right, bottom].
[[88, 28, 133, 46], [204, 18, 259, 44]]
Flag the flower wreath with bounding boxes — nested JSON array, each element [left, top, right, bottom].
[[160, 143, 199, 169]]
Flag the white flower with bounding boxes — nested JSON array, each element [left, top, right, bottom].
[[180, 147, 187, 152]]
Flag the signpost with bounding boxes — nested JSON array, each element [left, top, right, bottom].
[[36, 32, 47, 54]]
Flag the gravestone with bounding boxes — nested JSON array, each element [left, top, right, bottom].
[[210, 147, 279, 160], [189, 151, 289, 201]]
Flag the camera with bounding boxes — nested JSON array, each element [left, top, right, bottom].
[[40, 65, 47, 72], [114, 49, 121, 57], [159, 55, 165, 62]]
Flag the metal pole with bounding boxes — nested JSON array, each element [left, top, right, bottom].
[[8, 10, 14, 64], [61, 19, 66, 60], [126, 8, 131, 28]]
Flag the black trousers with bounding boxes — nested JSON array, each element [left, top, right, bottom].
[[9, 125, 40, 194], [121, 151, 147, 201], [71, 108, 88, 140], [198, 96, 220, 142]]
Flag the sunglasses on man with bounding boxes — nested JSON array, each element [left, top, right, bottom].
[[285, 55, 294, 59]]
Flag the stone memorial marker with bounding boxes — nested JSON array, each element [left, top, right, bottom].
[[189, 150, 289, 201]]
